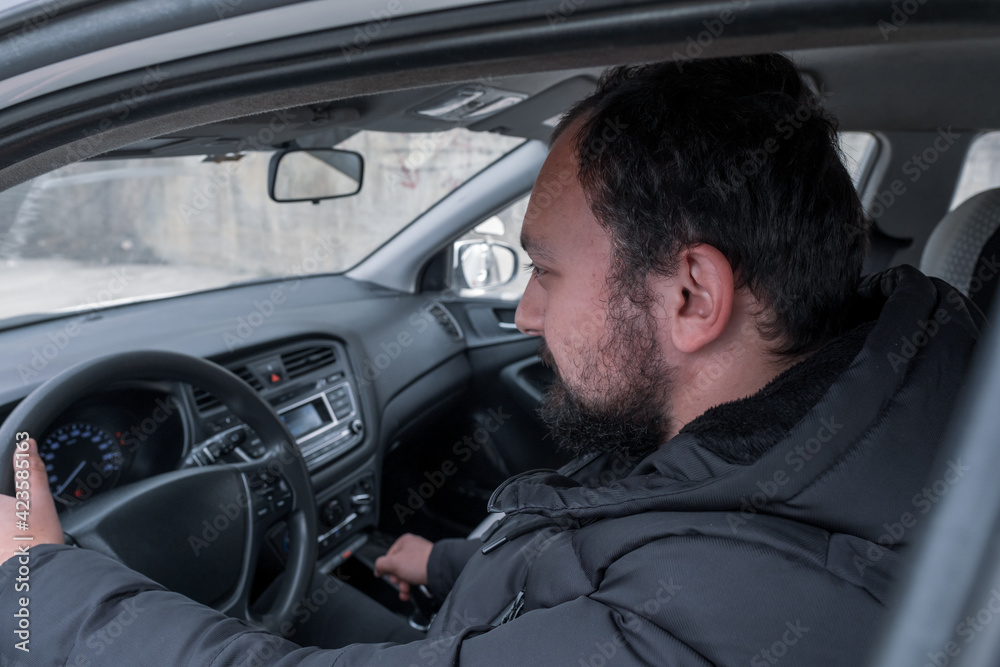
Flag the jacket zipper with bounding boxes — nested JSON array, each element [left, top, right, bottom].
[[489, 589, 526, 627]]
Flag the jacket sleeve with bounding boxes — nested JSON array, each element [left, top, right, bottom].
[[0, 544, 709, 667], [425, 537, 480, 599]]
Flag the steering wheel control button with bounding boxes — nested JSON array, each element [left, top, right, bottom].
[[248, 470, 293, 523], [226, 429, 247, 448], [245, 437, 266, 458]]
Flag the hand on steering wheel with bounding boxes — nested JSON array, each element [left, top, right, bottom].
[[0, 438, 63, 562], [0, 351, 318, 634]]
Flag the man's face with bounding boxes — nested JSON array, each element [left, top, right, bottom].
[[515, 126, 673, 457]]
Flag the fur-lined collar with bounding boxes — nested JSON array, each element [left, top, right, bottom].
[[680, 321, 875, 465]]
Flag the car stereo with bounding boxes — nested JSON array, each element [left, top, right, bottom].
[[186, 373, 365, 471], [275, 378, 364, 469]]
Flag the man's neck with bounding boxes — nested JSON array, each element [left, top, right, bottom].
[[665, 337, 803, 440]]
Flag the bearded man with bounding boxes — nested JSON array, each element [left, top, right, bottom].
[[0, 54, 984, 665]]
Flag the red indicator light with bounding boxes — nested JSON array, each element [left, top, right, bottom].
[[270, 373, 281, 383]]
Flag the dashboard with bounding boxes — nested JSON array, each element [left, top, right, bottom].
[[0, 274, 475, 562], [37, 339, 366, 505]]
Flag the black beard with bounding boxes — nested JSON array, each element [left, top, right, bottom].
[[537, 330, 672, 460]]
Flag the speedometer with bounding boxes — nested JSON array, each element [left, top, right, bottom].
[[40, 422, 124, 505]]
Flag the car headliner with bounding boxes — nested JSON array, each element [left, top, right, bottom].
[[0, 0, 998, 191]]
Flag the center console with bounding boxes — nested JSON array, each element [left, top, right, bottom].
[[183, 340, 377, 556]]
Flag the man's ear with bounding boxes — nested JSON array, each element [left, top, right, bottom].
[[654, 244, 735, 354]]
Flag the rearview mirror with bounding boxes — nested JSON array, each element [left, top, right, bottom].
[[452, 240, 518, 290], [268, 149, 364, 203]]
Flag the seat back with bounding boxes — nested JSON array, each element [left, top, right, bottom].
[[921, 188, 1000, 315]]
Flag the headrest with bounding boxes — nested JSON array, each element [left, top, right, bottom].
[[921, 188, 1000, 315]]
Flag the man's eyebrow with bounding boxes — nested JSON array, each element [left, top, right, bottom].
[[520, 234, 556, 262]]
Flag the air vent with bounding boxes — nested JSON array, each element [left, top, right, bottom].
[[192, 386, 221, 413], [192, 365, 262, 414], [281, 346, 336, 379], [234, 366, 264, 391], [427, 303, 463, 340]]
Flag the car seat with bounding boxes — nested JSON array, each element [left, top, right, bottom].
[[921, 187, 1000, 317]]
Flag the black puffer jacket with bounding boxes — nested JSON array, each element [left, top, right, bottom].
[[0, 266, 984, 666]]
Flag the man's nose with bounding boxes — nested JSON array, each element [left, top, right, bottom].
[[515, 279, 543, 336]]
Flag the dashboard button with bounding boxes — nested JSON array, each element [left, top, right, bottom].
[[322, 499, 344, 526]]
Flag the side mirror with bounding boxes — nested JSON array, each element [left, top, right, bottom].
[[268, 149, 364, 203], [452, 240, 518, 290]]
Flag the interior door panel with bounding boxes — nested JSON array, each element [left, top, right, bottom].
[[377, 298, 566, 539]]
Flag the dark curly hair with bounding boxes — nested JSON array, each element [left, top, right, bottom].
[[553, 54, 868, 356]]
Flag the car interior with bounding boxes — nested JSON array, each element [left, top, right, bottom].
[[1, 0, 999, 662]]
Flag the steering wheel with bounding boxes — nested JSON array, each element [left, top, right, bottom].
[[0, 350, 318, 634]]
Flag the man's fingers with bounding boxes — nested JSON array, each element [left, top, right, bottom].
[[373, 554, 394, 578], [25, 439, 47, 478], [10, 438, 63, 547]]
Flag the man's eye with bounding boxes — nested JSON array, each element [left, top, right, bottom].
[[523, 262, 545, 278]]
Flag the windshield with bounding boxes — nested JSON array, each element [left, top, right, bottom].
[[0, 129, 524, 324]]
